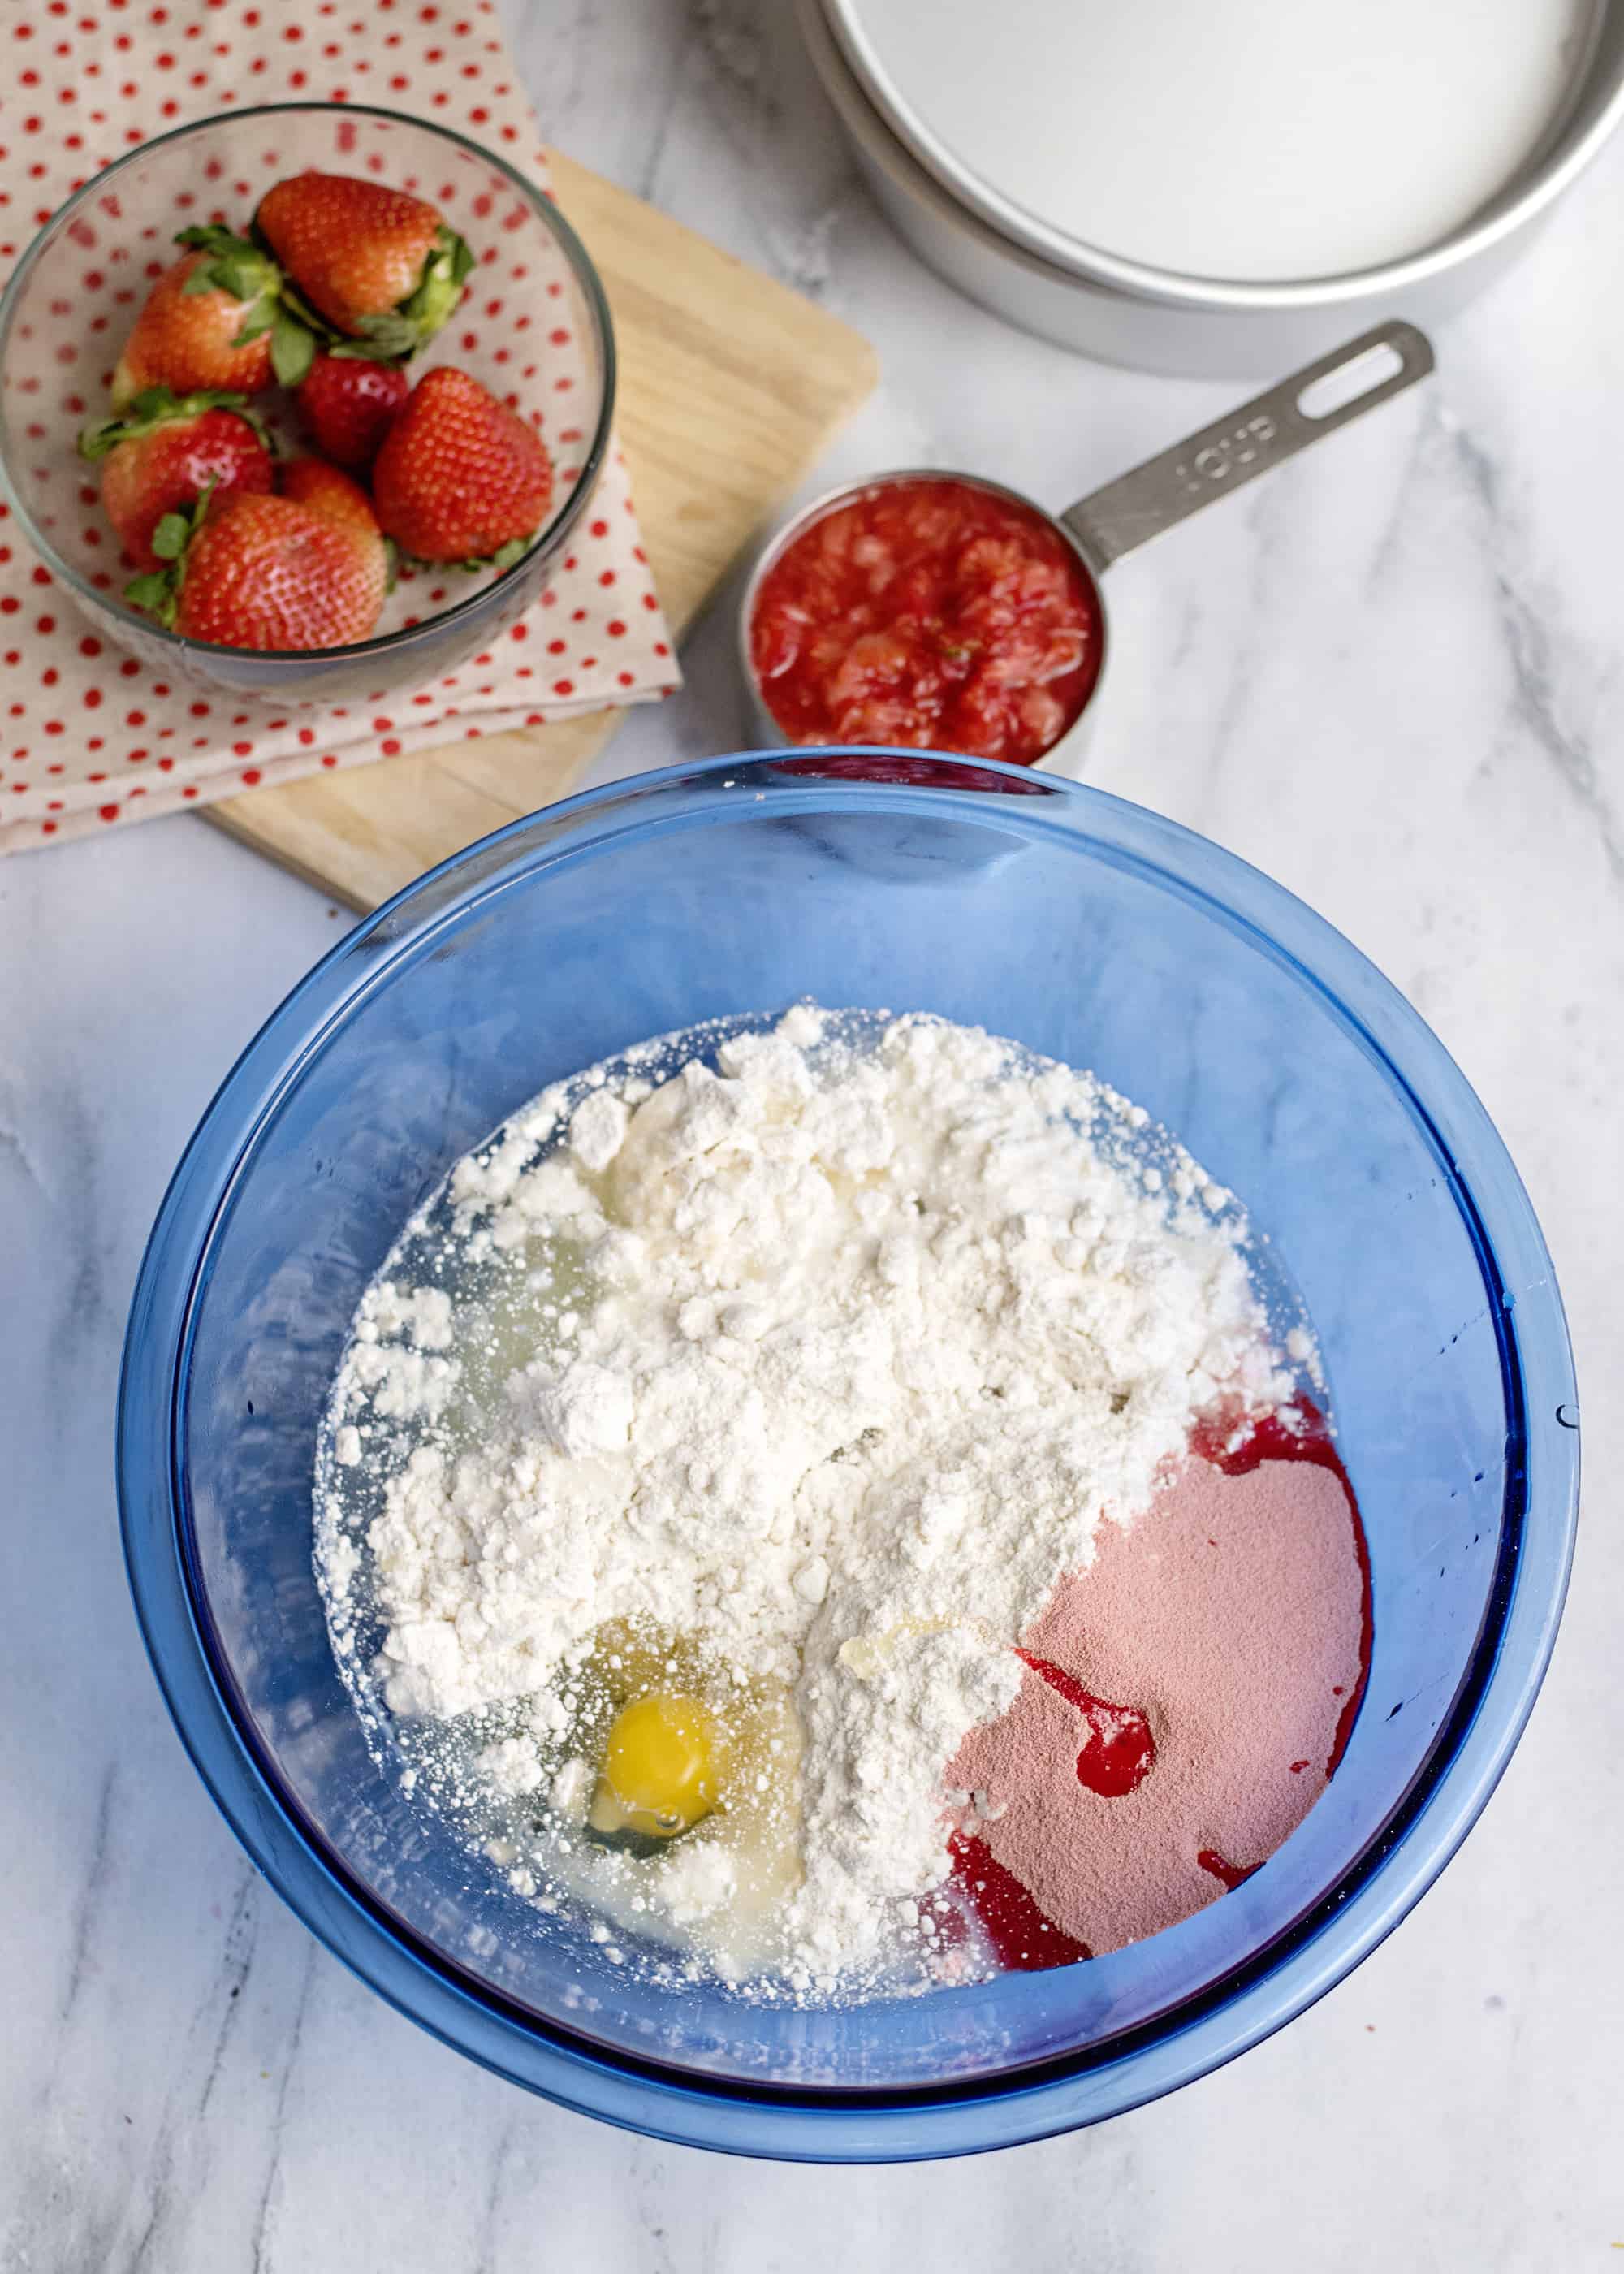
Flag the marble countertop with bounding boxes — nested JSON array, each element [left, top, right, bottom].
[[3, 5, 1622, 2265]]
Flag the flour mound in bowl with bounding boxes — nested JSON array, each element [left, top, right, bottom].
[[316, 1008, 1301, 1994]]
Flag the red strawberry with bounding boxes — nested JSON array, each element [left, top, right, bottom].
[[110, 247, 279, 409], [124, 490, 385, 651], [279, 456, 391, 612], [255, 173, 473, 357], [294, 353, 411, 471], [79, 388, 274, 571], [372, 367, 555, 564], [280, 456, 381, 538]]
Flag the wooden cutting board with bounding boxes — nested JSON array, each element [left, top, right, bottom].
[[205, 151, 878, 912]]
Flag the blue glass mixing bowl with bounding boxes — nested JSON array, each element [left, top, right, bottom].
[[119, 753, 1578, 2160]]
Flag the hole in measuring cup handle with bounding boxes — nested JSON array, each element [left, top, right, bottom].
[[1297, 339, 1407, 421]]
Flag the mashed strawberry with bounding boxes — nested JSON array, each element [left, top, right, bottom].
[[750, 477, 1102, 766]]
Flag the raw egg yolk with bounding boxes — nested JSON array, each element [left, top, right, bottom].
[[590, 1693, 723, 1842]]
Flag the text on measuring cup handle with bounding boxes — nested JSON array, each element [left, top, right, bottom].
[[1176, 416, 1278, 495]]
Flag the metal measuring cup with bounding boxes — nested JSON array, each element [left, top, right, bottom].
[[740, 319, 1435, 776]]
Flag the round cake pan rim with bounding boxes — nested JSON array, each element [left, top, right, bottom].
[[815, 0, 1624, 309]]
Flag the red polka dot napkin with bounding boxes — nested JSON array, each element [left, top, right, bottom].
[[0, 0, 679, 854]]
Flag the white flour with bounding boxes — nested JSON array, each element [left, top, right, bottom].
[[317, 1009, 1294, 1989]]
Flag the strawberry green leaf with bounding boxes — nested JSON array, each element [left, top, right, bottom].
[[453, 534, 538, 574], [123, 571, 178, 625], [270, 309, 317, 390], [176, 224, 283, 308], [77, 418, 130, 461], [175, 223, 249, 257], [391, 226, 473, 351], [127, 481, 214, 625], [354, 228, 477, 362], [219, 257, 270, 302], [352, 312, 421, 360], [78, 387, 257, 460], [273, 276, 348, 350], [150, 512, 192, 562], [327, 338, 410, 365], [231, 303, 276, 347]]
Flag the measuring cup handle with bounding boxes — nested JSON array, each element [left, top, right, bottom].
[[1060, 319, 1435, 573]]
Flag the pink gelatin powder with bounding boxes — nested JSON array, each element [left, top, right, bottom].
[[949, 1453, 1367, 1957]]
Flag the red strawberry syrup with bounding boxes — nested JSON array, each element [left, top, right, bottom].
[[1017, 1652, 1157, 1797], [1194, 1850, 1259, 1892], [947, 1833, 1092, 1970]]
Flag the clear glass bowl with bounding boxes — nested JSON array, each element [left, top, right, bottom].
[[118, 753, 1578, 2160], [0, 104, 615, 704]]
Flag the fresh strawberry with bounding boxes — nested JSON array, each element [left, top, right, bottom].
[[124, 489, 385, 651], [78, 387, 274, 571], [110, 245, 280, 409], [372, 366, 554, 564], [294, 353, 411, 471], [279, 456, 392, 611], [255, 172, 473, 359], [280, 456, 381, 538]]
